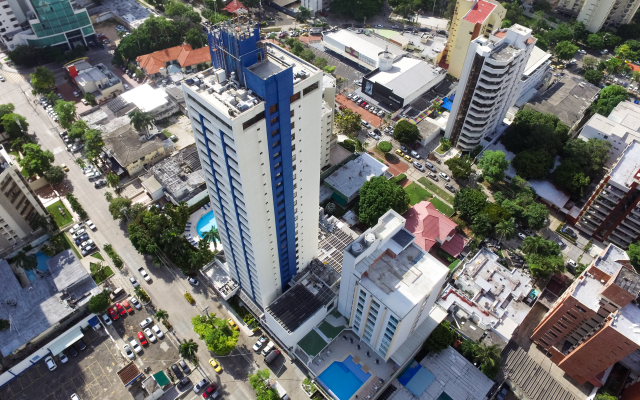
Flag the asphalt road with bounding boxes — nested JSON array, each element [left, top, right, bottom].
[[2, 70, 307, 400]]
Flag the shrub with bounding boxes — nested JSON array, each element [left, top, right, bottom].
[[103, 244, 124, 269], [378, 141, 392, 153], [185, 292, 195, 304], [390, 173, 407, 184]]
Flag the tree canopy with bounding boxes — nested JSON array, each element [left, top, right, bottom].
[[423, 321, 453, 353], [19, 143, 54, 177], [628, 242, 640, 273], [593, 85, 628, 116], [88, 290, 110, 313], [522, 236, 564, 277], [335, 108, 362, 136], [584, 69, 603, 84], [44, 166, 65, 186], [393, 120, 421, 144], [512, 149, 554, 180], [444, 155, 473, 179], [191, 313, 239, 355], [329, 0, 384, 21], [30, 67, 55, 93], [53, 101, 77, 129], [1, 113, 28, 139], [249, 370, 281, 400], [502, 110, 569, 156], [553, 41, 578, 61], [358, 176, 410, 226], [453, 188, 487, 222], [477, 150, 509, 183]]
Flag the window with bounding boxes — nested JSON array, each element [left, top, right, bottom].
[[270, 116, 279, 124], [242, 111, 265, 130], [273, 152, 280, 159], [290, 110, 295, 117], [291, 133, 295, 140], [269, 104, 278, 113], [291, 122, 295, 129], [303, 81, 319, 95], [292, 144, 296, 151], [290, 92, 301, 103], [271, 129, 279, 136], [272, 140, 280, 148]]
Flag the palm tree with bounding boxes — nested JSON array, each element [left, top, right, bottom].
[[50, 233, 67, 253], [40, 244, 57, 257], [495, 217, 516, 240], [471, 214, 493, 238], [201, 227, 220, 250], [474, 343, 500, 365], [128, 110, 155, 137], [179, 339, 199, 360], [155, 309, 169, 322], [522, 236, 546, 255], [14, 251, 37, 272]]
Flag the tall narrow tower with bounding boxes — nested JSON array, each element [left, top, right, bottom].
[[182, 22, 322, 308]]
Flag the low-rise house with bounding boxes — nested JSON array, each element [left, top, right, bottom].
[[403, 200, 467, 258], [323, 153, 389, 206], [136, 45, 211, 80], [66, 60, 124, 102]]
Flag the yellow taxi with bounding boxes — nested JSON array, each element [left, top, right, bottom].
[[404, 155, 413, 162], [61, 164, 69, 172], [395, 149, 404, 157], [209, 358, 222, 373], [228, 318, 239, 331]]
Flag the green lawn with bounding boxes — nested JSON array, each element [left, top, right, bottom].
[[46, 200, 73, 227], [91, 252, 105, 261], [298, 329, 328, 357], [448, 259, 461, 271], [404, 182, 432, 205], [430, 197, 454, 216], [418, 177, 455, 204], [64, 234, 82, 259], [90, 262, 113, 285], [318, 321, 345, 340]]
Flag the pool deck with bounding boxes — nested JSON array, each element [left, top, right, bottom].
[[311, 331, 397, 400], [185, 204, 218, 250]]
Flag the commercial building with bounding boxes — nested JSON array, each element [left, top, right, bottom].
[[526, 75, 600, 132], [437, 247, 535, 343], [115, 83, 180, 120], [573, 140, 640, 248], [516, 45, 552, 106], [323, 153, 388, 206], [553, 0, 640, 32], [445, 0, 506, 79], [445, 25, 536, 152], [65, 60, 124, 102], [338, 210, 449, 362], [0, 0, 95, 50], [322, 30, 407, 71], [361, 54, 447, 109], [0, 249, 100, 357], [531, 244, 640, 386], [320, 74, 336, 170], [136, 44, 212, 80], [183, 23, 323, 308], [0, 149, 47, 253]]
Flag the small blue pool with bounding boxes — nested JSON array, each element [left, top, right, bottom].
[[318, 356, 370, 400], [196, 210, 218, 239], [25, 252, 52, 282]]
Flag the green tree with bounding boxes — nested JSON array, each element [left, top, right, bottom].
[[533, 34, 548, 51], [554, 41, 578, 61], [393, 120, 420, 143], [88, 290, 110, 314], [0, 103, 15, 120], [249, 369, 281, 400], [584, 69, 603, 84], [378, 141, 392, 153], [84, 93, 96, 106], [106, 172, 120, 189], [68, 120, 88, 140], [444, 155, 473, 179], [594, 395, 617, 400], [65, 193, 87, 219], [155, 309, 169, 322], [512, 149, 554, 180], [329, 0, 384, 21], [474, 343, 502, 379], [185, 27, 207, 49], [471, 213, 493, 237], [109, 197, 133, 220], [40, 244, 57, 257], [586, 33, 605, 49], [582, 56, 598, 70], [358, 176, 410, 226], [439, 138, 451, 151], [179, 339, 199, 360], [423, 321, 453, 353], [1, 113, 28, 139], [615, 43, 638, 60], [14, 251, 37, 272], [454, 188, 487, 222], [314, 57, 328, 69], [84, 129, 103, 160], [525, 203, 549, 230], [191, 313, 239, 355], [299, 49, 316, 63], [593, 85, 628, 116], [521, 236, 564, 277], [54, 101, 77, 129], [128, 110, 155, 136], [19, 143, 54, 177], [30, 67, 55, 93], [296, 6, 311, 21], [477, 150, 509, 183], [502, 110, 569, 156], [564, 138, 611, 178], [44, 166, 65, 186], [629, 242, 640, 272], [335, 108, 362, 136], [495, 217, 516, 240]]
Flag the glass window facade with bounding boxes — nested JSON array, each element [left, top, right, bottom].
[[30, 0, 91, 39]]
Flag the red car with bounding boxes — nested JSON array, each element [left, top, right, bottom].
[[137, 331, 148, 345], [203, 384, 217, 398], [122, 300, 133, 314], [360, 101, 367, 108], [116, 303, 125, 315], [108, 306, 119, 321]]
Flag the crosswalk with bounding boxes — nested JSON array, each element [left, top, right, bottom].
[[1, 70, 25, 84]]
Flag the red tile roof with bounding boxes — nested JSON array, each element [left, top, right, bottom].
[[493, 30, 507, 38], [403, 201, 466, 257], [223, 0, 246, 13], [137, 45, 211, 75], [464, 0, 496, 24]]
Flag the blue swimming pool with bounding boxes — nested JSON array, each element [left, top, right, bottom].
[[196, 211, 218, 239], [318, 356, 371, 400], [25, 252, 52, 282]]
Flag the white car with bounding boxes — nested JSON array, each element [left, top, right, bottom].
[[70, 223, 84, 234], [578, 49, 587, 54], [87, 171, 101, 180], [123, 344, 135, 359], [72, 229, 86, 239], [45, 355, 57, 371], [188, 277, 199, 286], [144, 328, 157, 343], [71, 394, 81, 400], [102, 314, 112, 326], [73, 91, 80, 97], [410, 150, 420, 159], [130, 277, 139, 287], [439, 172, 450, 181], [130, 296, 142, 309], [517, 233, 527, 240], [130, 340, 142, 354], [152, 324, 164, 339], [86, 220, 96, 230], [59, 353, 69, 363], [81, 239, 94, 249], [567, 259, 577, 267], [140, 317, 153, 328]]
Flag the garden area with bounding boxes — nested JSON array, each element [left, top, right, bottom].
[[228, 296, 259, 330], [436, 248, 460, 271], [404, 182, 431, 205], [46, 200, 72, 227], [90, 262, 113, 285], [417, 177, 455, 204]]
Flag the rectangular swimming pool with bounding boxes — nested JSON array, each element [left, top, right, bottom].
[[318, 356, 370, 400]]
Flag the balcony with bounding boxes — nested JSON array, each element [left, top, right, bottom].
[[616, 223, 638, 237], [602, 188, 623, 199], [471, 101, 492, 111], [477, 79, 501, 90], [625, 212, 640, 227], [468, 107, 490, 119], [576, 221, 595, 234], [587, 208, 605, 221], [583, 214, 602, 228], [611, 229, 634, 244], [466, 114, 490, 124]]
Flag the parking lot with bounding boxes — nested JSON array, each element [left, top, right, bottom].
[[0, 328, 134, 400]]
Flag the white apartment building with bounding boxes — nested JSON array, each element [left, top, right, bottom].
[[301, 0, 333, 16], [445, 24, 535, 152], [320, 74, 336, 170], [555, 0, 640, 32], [183, 23, 322, 308], [338, 210, 449, 361]]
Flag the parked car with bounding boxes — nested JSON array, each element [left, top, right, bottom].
[[413, 162, 424, 171], [130, 296, 142, 309], [428, 172, 438, 181], [123, 344, 135, 359], [140, 317, 153, 328], [193, 378, 210, 393], [137, 332, 148, 346], [102, 313, 113, 326], [444, 183, 456, 193], [253, 335, 268, 351], [85, 220, 96, 230], [425, 162, 436, 172], [152, 324, 164, 338], [144, 328, 157, 342], [228, 318, 239, 331], [70, 223, 84, 234], [94, 179, 107, 188], [82, 244, 96, 256], [188, 277, 199, 286], [73, 91, 80, 97], [130, 340, 142, 354], [209, 358, 222, 373], [517, 233, 527, 240], [45, 356, 57, 371], [72, 229, 86, 239], [179, 360, 191, 375], [122, 300, 133, 314], [439, 172, 450, 181], [177, 377, 192, 391], [265, 348, 280, 364], [171, 363, 184, 380], [129, 277, 139, 287], [116, 303, 125, 315], [367, 131, 379, 140], [108, 306, 119, 321], [202, 384, 218, 399]]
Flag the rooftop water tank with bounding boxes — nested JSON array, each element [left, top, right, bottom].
[[378, 46, 394, 71]]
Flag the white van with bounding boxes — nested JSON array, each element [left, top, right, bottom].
[[261, 341, 275, 356]]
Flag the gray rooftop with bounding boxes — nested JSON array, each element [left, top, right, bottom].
[[526, 75, 600, 128], [317, 211, 358, 274], [0, 253, 99, 356], [323, 153, 388, 200], [142, 146, 204, 201], [47, 250, 89, 292], [610, 140, 640, 187], [103, 122, 169, 167], [612, 303, 640, 346], [490, 43, 521, 62], [87, 0, 151, 29], [366, 57, 445, 99]]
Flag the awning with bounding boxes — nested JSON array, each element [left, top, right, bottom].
[[153, 370, 170, 387], [88, 316, 100, 328], [47, 326, 84, 356]]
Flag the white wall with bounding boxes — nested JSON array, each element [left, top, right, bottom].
[[265, 301, 335, 349]]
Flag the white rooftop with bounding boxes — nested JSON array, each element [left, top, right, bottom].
[[323, 153, 388, 199], [593, 243, 630, 276], [610, 140, 640, 187], [437, 248, 533, 341], [612, 303, 640, 346], [367, 57, 445, 99], [120, 83, 169, 113], [323, 30, 406, 64], [523, 46, 551, 77], [609, 101, 640, 131], [572, 274, 605, 312]]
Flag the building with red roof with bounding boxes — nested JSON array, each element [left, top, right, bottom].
[[403, 201, 467, 257], [223, 0, 247, 14], [136, 45, 212, 79]]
